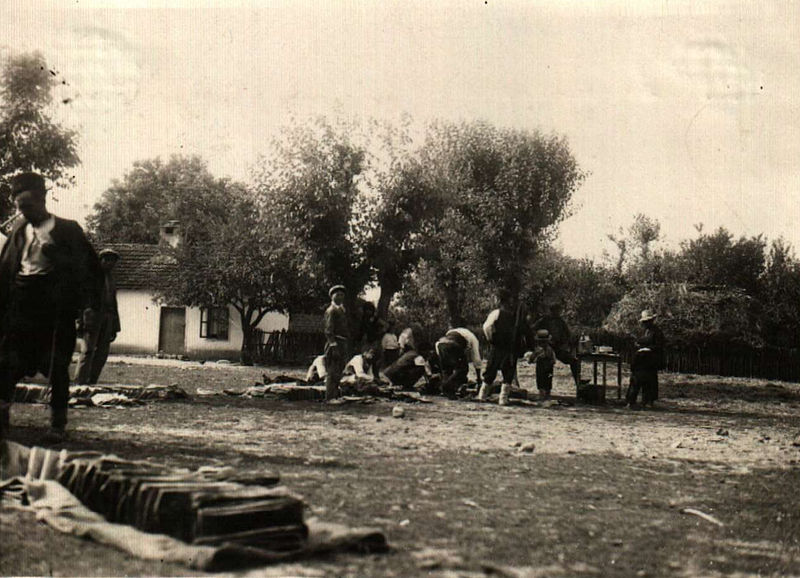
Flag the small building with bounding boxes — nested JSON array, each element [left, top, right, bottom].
[[103, 225, 287, 360]]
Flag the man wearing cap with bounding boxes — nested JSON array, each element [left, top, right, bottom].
[[0, 172, 103, 442], [74, 248, 121, 385], [531, 303, 581, 389], [323, 285, 350, 400], [626, 309, 665, 409]]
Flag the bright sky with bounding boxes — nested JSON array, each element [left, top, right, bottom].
[[2, 0, 798, 259]]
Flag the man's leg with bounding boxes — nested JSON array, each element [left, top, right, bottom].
[[48, 320, 77, 435], [73, 330, 96, 385], [556, 349, 581, 386], [0, 336, 33, 439], [324, 344, 344, 401], [626, 372, 642, 407], [478, 347, 501, 401], [89, 335, 111, 385]]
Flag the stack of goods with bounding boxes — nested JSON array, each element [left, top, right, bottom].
[[57, 455, 307, 552]]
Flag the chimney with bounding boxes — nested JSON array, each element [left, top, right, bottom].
[[159, 220, 181, 249]]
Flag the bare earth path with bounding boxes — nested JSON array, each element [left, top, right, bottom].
[[2, 358, 799, 577]]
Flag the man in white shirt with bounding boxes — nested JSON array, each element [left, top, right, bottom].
[[0, 173, 103, 443], [434, 327, 483, 398]]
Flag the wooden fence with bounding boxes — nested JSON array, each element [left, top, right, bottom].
[[251, 330, 326, 366], [589, 330, 800, 383]]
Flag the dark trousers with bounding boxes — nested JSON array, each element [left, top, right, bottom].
[[74, 320, 113, 385], [555, 348, 581, 384], [324, 340, 348, 401], [383, 351, 425, 390], [536, 358, 555, 393], [627, 369, 659, 405], [436, 340, 468, 398], [0, 276, 77, 427], [483, 346, 516, 385]]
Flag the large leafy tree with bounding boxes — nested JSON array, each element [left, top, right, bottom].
[[0, 51, 79, 220], [416, 120, 585, 324], [160, 183, 314, 364], [251, 116, 373, 335], [87, 155, 222, 244]]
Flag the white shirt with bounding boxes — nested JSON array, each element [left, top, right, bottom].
[[483, 309, 500, 343], [446, 327, 483, 371], [19, 215, 56, 276], [306, 354, 327, 381], [344, 354, 373, 380]]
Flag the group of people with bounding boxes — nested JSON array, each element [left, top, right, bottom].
[[0, 172, 121, 443], [318, 284, 666, 409]]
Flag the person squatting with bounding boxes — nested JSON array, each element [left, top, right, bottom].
[[313, 284, 664, 408]]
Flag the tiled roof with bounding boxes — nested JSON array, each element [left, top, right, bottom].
[[100, 243, 178, 291]]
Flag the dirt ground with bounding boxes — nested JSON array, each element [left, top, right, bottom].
[[2, 358, 800, 577]]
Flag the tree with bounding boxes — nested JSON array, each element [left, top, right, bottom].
[[359, 118, 444, 317], [0, 51, 79, 220], [677, 227, 766, 295], [251, 117, 375, 343], [160, 184, 315, 364], [417, 120, 585, 324], [759, 238, 800, 348], [87, 155, 223, 244]]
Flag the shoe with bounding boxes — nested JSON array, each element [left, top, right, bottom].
[[40, 426, 68, 445], [477, 383, 489, 401], [498, 384, 511, 406]]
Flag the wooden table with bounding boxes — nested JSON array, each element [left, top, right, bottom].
[[578, 352, 623, 402]]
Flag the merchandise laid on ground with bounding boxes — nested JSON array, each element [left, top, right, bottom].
[[0, 440, 389, 571]]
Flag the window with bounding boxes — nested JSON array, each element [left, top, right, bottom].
[[200, 307, 229, 340]]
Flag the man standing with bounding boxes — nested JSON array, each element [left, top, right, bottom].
[[74, 248, 120, 385], [479, 291, 532, 405], [434, 326, 483, 399], [0, 173, 102, 442], [323, 285, 350, 401], [627, 309, 665, 409], [532, 303, 581, 389]]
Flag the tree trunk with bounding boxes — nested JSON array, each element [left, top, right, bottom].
[[443, 270, 465, 327], [377, 281, 399, 319], [239, 310, 255, 366]]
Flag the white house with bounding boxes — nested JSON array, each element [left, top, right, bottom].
[[103, 232, 288, 360]]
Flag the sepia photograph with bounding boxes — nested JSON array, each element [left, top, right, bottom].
[[1, 1, 799, 576]]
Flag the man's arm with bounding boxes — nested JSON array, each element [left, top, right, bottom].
[[323, 307, 337, 346]]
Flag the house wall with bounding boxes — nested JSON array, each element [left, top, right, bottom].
[[184, 306, 288, 360], [110, 289, 289, 359], [110, 289, 162, 354]]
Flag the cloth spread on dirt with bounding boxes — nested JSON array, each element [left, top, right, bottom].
[[224, 381, 434, 404], [13, 383, 190, 407], [0, 441, 389, 571]]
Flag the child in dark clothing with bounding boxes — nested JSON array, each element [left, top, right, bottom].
[[532, 329, 556, 399]]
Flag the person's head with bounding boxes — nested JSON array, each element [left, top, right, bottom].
[[363, 347, 376, 363], [549, 302, 563, 317], [10, 172, 48, 224], [329, 285, 346, 305], [639, 309, 657, 327], [99, 249, 120, 272]]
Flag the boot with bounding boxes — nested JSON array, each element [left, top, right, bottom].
[[41, 408, 68, 444], [477, 383, 490, 401], [499, 383, 511, 406]]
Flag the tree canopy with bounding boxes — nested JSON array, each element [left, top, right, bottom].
[[0, 51, 79, 220]]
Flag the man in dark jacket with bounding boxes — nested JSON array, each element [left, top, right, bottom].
[[0, 173, 103, 442], [323, 285, 350, 401], [531, 303, 581, 388], [626, 309, 665, 409], [74, 248, 121, 385]]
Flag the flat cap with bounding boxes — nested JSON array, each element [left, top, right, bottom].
[[329, 285, 346, 297], [99, 248, 120, 260]]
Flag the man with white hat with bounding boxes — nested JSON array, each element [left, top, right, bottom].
[[323, 285, 350, 400], [626, 309, 665, 409]]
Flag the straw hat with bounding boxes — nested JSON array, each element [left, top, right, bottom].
[[535, 329, 552, 342]]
